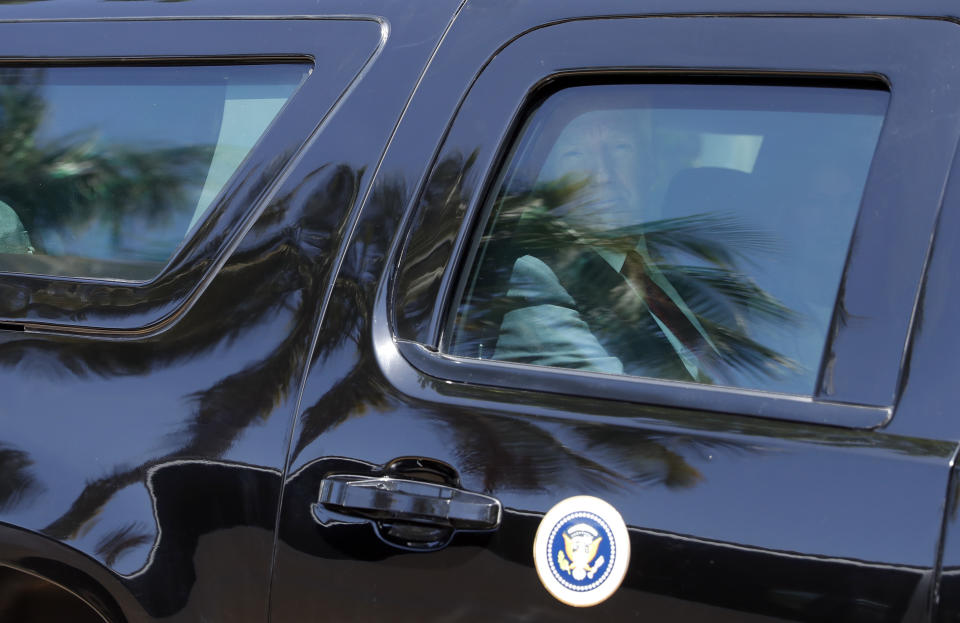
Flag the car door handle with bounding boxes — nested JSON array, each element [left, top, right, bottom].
[[318, 474, 502, 531]]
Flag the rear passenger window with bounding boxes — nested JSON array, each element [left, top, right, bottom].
[[447, 83, 888, 395], [0, 63, 307, 280]]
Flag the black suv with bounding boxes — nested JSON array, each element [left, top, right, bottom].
[[1, 1, 960, 621]]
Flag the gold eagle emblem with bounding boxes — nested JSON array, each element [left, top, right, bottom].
[[556, 523, 605, 581]]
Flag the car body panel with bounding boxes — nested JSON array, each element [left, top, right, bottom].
[[0, 1, 462, 621], [0, 18, 382, 331], [272, 7, 960, 622]]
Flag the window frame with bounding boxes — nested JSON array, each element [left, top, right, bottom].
[[0, 17, 385, 332], [388, 15, 960, 428]]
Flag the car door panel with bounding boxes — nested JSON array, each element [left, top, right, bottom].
[[891, 97, 960, 619]]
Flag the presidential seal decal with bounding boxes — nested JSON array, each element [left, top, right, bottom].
[[533, 495, 630, 607]]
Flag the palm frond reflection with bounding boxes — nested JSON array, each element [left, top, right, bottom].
[[0, 444, 42, 512], [0, 67, 233, 279], [452, 175, 802, 386]]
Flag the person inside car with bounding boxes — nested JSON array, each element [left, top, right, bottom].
[[491, 107, 717, 382]]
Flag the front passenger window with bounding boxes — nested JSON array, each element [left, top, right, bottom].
[[447, 83, 887, 395]]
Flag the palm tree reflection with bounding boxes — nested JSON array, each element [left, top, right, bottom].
[[453, 175, 801, 385], [35, 164, 366, 542], [0, 444, 42, 512], [0, 66, 776, 580], [0, 67, 215, 278], [0, 92, 847, 576], [95, 522, 152, 568], [291, 160, 781, 495]]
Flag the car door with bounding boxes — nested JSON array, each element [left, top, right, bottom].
[[270, 4, 960, 622], [0, 2, 462, 621]]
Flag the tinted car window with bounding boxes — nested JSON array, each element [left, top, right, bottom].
[[448, 83, 887, 395], [0, 63, 308, 281]]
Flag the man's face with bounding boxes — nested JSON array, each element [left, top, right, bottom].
[[539, 109, 643, 230]]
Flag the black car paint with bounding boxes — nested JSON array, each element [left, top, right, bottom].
[[0, 1, 958, 621], [0, 1, 463, 620]]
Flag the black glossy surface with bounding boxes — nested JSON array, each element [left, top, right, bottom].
[[394, 15, 960, 418], [0, 18, 382, 331], [933, 460, 960, 623], [0, 0, 461, 620], [903, 93, 960, 622], [890, 128, 960, 443], [275, 9, 960, 623], [0, 566, 106, 622], [0, 1, 959, 622]]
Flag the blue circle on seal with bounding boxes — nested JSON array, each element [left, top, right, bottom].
[[545, 510, 616, 592]]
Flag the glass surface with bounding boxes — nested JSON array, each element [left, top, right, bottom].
[[448, 84, 888, 395], [0, 63, 308, 280]]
